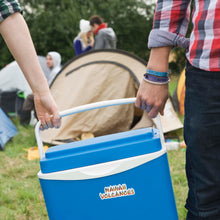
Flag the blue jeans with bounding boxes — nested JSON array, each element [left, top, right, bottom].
[[184, 62, 220, 219]]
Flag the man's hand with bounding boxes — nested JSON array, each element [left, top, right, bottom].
[[135, 79, 169, 118]]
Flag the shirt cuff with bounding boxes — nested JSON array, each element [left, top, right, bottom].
[[148, 29, 190, 50], [0, 0, 22, 23]]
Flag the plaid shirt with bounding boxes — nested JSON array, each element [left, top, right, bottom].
[[148, 0, 220, 71], [0, 0, 21, 23]]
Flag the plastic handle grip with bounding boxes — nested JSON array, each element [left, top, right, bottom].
[[35, 98, 165, 159]]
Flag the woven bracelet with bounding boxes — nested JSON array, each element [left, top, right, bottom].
[[146, 68, 170, 77]]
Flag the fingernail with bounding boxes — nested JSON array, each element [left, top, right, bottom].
[[48, 123, 53, 128], [146, 105, 153, 113]]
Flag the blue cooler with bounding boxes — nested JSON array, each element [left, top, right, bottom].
[[35, 98, 178, 220]]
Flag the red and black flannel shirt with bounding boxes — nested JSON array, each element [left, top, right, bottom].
[[148, 0, 220, 71]]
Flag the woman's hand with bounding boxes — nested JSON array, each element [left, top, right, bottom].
[[34, 92, 61, 130]]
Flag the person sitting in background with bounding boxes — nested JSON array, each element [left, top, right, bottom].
[[73, 19, 94, 56], [46, 51, 62, 86], [89, 15, 117, 50], [22, 51, 62, 125]]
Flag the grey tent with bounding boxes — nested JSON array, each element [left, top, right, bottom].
[[41, 49, 183, 145], [0, 56, 49, 96], [0, 56, 49, 115]]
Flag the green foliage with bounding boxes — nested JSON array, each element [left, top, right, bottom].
[[0, 35, 14, 69], [0, 0, 155, 68], [169, 47, 187, 75], [0, 0, 193, 77]]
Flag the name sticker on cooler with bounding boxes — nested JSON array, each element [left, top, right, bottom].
[[99, 184, 135, 200]]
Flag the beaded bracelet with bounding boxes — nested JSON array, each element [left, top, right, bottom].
[[143, 73, 170, 85], [146, 68, 170, 77]]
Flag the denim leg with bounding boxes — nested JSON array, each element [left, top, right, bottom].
[[184, 62, 220, 218], [187, 211, 220, 220]]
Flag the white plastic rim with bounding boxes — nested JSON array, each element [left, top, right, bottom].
[[38, 147, 166, 180], [35, 98, 165, 159]]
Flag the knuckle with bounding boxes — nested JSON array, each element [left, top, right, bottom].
[[155, 100, 162, 109]]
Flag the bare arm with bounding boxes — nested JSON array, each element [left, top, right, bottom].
[[135, 47, 171, 118], [0, 12, 61, 129]]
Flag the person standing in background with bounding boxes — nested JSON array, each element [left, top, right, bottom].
[[73, 19, 94, 56], [0, 0, 61, 130], [89, 15, 117, 50]]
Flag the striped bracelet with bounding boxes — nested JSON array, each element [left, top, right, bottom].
[[146, 68, 170, 77]]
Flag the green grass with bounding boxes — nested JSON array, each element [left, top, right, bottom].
[[0, 120, 48, 220], [168, 148, 188, 219], [0, 121, 187, 220]]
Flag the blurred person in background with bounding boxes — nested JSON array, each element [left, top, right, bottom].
[[89, 15, 117, 50], [73, 19, 94, 56], [46, 51, 62, 86]]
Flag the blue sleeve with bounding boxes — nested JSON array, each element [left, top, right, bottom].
[[74, 40, 92, 56], [74, 40, 83, 56]]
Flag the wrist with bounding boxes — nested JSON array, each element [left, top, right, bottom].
[[33, 87, 50, 97], [146, 68, 170, 77], [147, 47, 171, 72]]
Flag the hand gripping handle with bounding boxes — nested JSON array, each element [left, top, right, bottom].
[[35, 98, 165, 159]]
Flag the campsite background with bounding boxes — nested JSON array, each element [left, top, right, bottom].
[[0, 0, 189, 219], [0, 0, 190, 75]]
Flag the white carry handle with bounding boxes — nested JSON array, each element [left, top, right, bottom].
[[35, 98, 165, 160]]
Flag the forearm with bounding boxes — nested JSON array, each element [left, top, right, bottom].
[[0, 12, 49, 95], [147, 47, 172, 72], [135, 47, 171, 118]]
